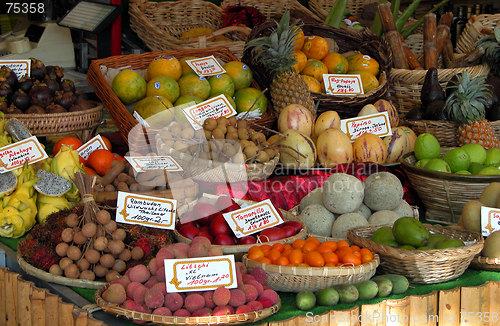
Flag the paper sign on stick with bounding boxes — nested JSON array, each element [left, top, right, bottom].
[[78, 134, 109, 160], [340, 111, 392, 141], [125, 155, 183, 173], [481, 206, 500, 237], [183, 94, 237, 130], [0, 136, 47, 173], [323, 74, 363, 96], [116, 191, 177, 230], [165, 255, 237, 293], [0, 59, 31, 78], [223, 199, 284, 238], [186, 56, 226, 76]]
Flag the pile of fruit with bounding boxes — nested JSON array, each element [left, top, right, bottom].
[[296, 273, 409, 310], [176, 195, 303, 246], [0, 59, 98, 114], [247, 237, 374, 267], [298, 172, 414, 239], [101, 236, 280, 320]]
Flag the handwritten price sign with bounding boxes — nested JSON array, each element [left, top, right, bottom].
[[183, 94, 237, 130], [323, 74, 364, 96], [223, 199, 284, 238], [0, 136, 47, 173], [78, 134, 109, 160], [481, 206, 500, 236], [340, 111, 392, 141], [186, 56, 226, 77], [166, 255, 237, 292], [0, 59, 31, 78], [116, 192, 177, 230], [125, 155, 183, 173]]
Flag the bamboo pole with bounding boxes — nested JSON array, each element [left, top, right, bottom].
[[423, 13, 438, 69], [5, 270, 18, 326], [18, 277, 33, 326], [378, 3, 409, 69]]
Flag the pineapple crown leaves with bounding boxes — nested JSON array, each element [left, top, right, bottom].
[[444, 71, 493, 124], [476, 27, 500, 77], [245, 11, 301, 76]]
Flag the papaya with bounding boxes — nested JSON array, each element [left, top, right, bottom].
[[392, 217, 430, 247]]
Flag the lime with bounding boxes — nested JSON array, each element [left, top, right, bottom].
[[478, 166, 500, 175], [296, 291, 316, 310], [461, 143, 487, 164], [455, 170, 471, 175], [414, 133, 441, 161], [468, 162, 485, 174], [423, 158, 451, 173], [415, 159, 430, 167], [484, 148, 500, 167], [443, 148, 470, 173]]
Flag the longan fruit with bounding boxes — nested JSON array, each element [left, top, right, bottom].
[[119, 249, 132, 262], [61, 228, 74, 243], [222, 144, 238, 158], [105, 270, 121, 282], [81, 222, 97, 238], [49, 264, 63, 276], [169, 123, 183, 136], [55, 242, 69, 257], [265, 148, 275, 159], [228, 116, 237, 127], [216, 117, 230, 127], [93, 236, 108, 251], [209, 151, 219, 161], [131, 246, 144, 260], [112, 228, 126, 241], [66, 213, 80, 228], [80, 270, 96, 281], [64, 264, 80, 279], [163, 138, 174, 148], [103, 220, 117, 233], [66, 245, 82, 261], [85, 248, 101, 264], [212, 128, 225, 139], [237, 120, 248, 129], [203, 118, 217, 131], [251, 132, 266, 144], [73, 231, 88, 245], [203, 129, 212, 140], [188, 144, 200, 155], [244, 145, 259, 159], [100, 254, 116, 269], [59, 257, 73, 270], [107, 240, 125, 255], [226, 126, 237, 134], [94, 264, 108, 278], [238, 128, 249, 140], [95, 210, 111, 225], [173, 141, 189, 152], [112, 259, 127, 273], [255, 150, 270, 163], [195, 128, 205, 139], [225, 131, 238, 141], [77, 258, 90, 271], [198, 152, 210, 160], [181, 128, 195, 139], [96, 225, 105, 238]]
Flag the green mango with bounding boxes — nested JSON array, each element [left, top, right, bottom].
[[392, 217, 430, 247], [371, 226, 395, 243]]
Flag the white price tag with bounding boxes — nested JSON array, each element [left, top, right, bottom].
[[323, 74, 364, 95], [340, 111, 392, 141], [0, 59, 31, 78], [125, 155, 183, 173], [481, 206, 500, 236], [78, 134, 109, 160], [0, 136, 48, 172], [186, 56, 226, 77], [165, 255, 237, 293], [183, 94, 237, 130], [223, 199, 284, 238], [116, 191, 177, 230]]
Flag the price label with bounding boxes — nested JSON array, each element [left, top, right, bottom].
[[78, 134, 109, 160], [186, 56, 226, 77], [183, 94, 237, 130], [0, 136, 47, 173], [323, 74, 364, 96], [223, 199, 283, 238], [116, 191, 177, 230], [340, 111, 392, 141], [481, 206, 500, 236], [0, 59, 31, 78], [125, 155, 183, 173], [165, 255, 237, 292]]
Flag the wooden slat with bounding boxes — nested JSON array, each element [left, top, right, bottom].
[[31, 285, 47, 326], [330, 307, 359, 326], [5, 269, 18, 326], [45, 293, 59, 326], [461, 283, 489, 325], [386, 297, 411, 326], [488, 281, 500, 326], [0, 268, 6, 325], [58, 300, 75, 326], [360, 300, 386, 326], [18, 276, 33, 326], [439, 287, 460, 326], [409, 292, 438, 326], [74, 310, 89, 326]]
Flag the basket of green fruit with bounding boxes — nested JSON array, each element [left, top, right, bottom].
[[347, 218, 484, 284]]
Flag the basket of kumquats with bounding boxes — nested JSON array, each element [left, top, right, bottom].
[[242, 237, 379, 292]]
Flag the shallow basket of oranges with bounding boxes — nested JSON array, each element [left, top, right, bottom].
[[242, 237, 379, 292]]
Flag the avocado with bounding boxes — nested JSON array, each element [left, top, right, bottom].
[[425, 100, 447, 120], [421, 67, 445, 110], [405, 106, 426, 120], [392, 217, 430, 247]]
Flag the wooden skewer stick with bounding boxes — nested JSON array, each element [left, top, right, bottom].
[[436, 12, 453, 55], [423, 13, 438, 70], [378, 3, 409, 69]]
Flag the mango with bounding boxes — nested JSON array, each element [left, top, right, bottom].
[[381, 274, 409, 294], [371, 226, 395, 243], [371, 276, 393, 297], [332, 284, 359, 304], [425, 234, 448, 248], [392, 217, 430, 248], [354, 280, 378, 300], [434, 238, 464, 249], [315, 287, 339, 306]]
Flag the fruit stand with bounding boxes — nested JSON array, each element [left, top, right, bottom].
[[3, 1, 500, 326]]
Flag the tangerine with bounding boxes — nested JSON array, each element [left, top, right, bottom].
[[268, 249, 282, 262], [305, 251, 325, 267], [283, 244, 293, 251], [346, 53, 380, 76], [301, 35, 329, 60], [322, 52, 349, 74], [84, 166, 98, 175], [248, 249, 265, 261], [259, 257, 272, 264], [301, 60, 328, 82], [146, 55, 182, 81], [291, 50, 307, 73], [260, 244, 272, 253], [87, 149, 118, 176], [282, 248, 293, 258], [248, 245, 261, 254], [272, 243, 285, 253], [52, 136, 83, 156], [101, 136, 112, 151], [350, 245, 361, 252]]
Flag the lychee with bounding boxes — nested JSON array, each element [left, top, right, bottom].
[[152, 282, 167, 296], [152, 307, 172, 316], [144, 275, 159, 289], [191, 236, 212, 247], [132, 285, 148, 305], [235, 305, 251, 314], [260, 289, 279, 305], [192, 307, 213, 317], [257, 296, 273, 309], [208, 246, 223, 256], [155, 266, 166, 282], [240, 284, 258, 303], [129, 264, 151, 283], [173, 308, 191, 317], [122, 299, 135, 310], [241, 274, 255, 284], [202, 291, 216, 309], [111, 275, 131, 289], [171, 242, 190, 258], [212, 305, 233, 316], [102, 283, 127, 305], [144, 287, 164, 309], [246, 280, 264, 297], [250, 267, 266, 285], [164, 292, 183, 312], [187, 242, 209, 258], [184, 293, 205, 313], [126, 281, 143, 299], [228, 289, 246, 308], [247, 300, 264, 312], [235, 262, 247, 275], [147, 258, 159, 275], [213, 286, 231, 306]]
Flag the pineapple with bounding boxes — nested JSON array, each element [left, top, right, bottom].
[[477, 26, 500, 78], [444, 71, 499, 149], [245, 12, 315, 116]]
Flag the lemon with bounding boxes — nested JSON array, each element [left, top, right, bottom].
[[414, 133, 441, 161]]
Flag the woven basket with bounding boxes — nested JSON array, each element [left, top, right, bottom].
[[95, 283, 281, 325], [400, 151, 500, 224], [242, 253, 379, 292], [347, 224, 484, 284], [5, 104, 103, 142], [129, 0, 251, 59], [470, 256, 500, 271], [174, 197, 307, 261], [241, 23, 392, 118], [17, 253, 106, 289], [87, 47, 276, 145], [402, 119, 500, 147], [456, 14, 500, 55]]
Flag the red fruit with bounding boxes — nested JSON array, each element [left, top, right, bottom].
[[257, 227, 286, 242], [215, 195, 241, 213], [176, 219, 197, 231], [282, 225, 296, 238], [213, 234, 236, 246], [196, 231, 213, 243], [178, 225, 200, 240], [199, 226, 209, 233], [209, 214, 232, 236], [192, 202, 219, 226], [282, 221, 302, 234], [237, 236, 257, 245]]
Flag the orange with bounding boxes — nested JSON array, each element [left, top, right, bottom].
[[288, 249, 304, 265], [272, 243, 285, 253], [179, 56, 199, 76], [301, 75, 322, 93], [248, 249, 265, 261], [259, 257, 272, 264], [101, 136, 112, 151], [87, 149, 118, 176], [292, 239, 306, 250], [352, 250, 361, 259], [301, 60, 328, 83], [178, 74, 211, 100], [341, 253, 362, 266], [305, 251, 325, 267], [305, 237, 320, 246], [322, 52, 349, 74], [84, 166, 98, 175], [111, 69, 147, 104], [275, 256, 290, 266], [223, 61, 253, 90], [350, 245, 361, 252], [248, 245, 261, 254], [283, 244, 292, 251], [52, 136, 83, 156], [337, 240, 350, 249], [268, 249, 282, 262], [315, 245, 333, 254], [321, 241, 338, 252], [146, 55, 182, 81], [348, 70, 380, 93], [322, 252, 339, 265], [292, 26, 305, 52], [346, 53, 379, 76], [291, 50, 307, 73], [282, 248, 293, 258], [146, 75, 180, 103], [301, 241, 318, 253], [360, 248, 374, 264], [301, 35, 329, 60]]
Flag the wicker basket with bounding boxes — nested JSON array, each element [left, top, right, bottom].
[[400, 151, 500, 224], [402, 119, 500, 147], [242, 253, 379, 292], [95, 283, 281, 325], [347, 224, 484, 284], [470, 256, 500, 271], [241, 23, 392, 118], [174, 196, 307, 261], [456, 14, 500, 55], [87, 47, 276, 145], [5, 104, 103, 143]]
